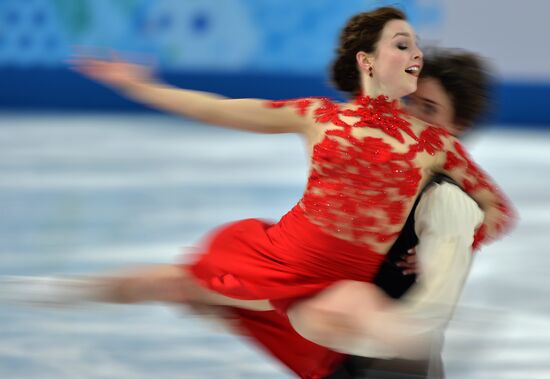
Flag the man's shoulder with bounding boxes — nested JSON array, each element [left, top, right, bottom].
[[428, 174, 460, 189], [422, 175, 469, 201], [416, 175, 484, 233]]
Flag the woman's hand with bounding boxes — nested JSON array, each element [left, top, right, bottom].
[[67, 49, 311, 135], [70, 52, 156, 90], [396, 248, 418, 275]]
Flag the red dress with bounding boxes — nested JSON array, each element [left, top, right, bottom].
[[186, 95, 516, 378]]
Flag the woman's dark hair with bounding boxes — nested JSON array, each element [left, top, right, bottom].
[[331, 7, 407, 96], [421, 49, 492, 129]]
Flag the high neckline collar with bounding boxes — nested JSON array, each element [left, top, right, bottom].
[[353, 94, 402, 111]]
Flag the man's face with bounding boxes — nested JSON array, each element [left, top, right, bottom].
[[405, 77, 463, 136]]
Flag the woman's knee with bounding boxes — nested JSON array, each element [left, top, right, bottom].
[[288, 298, 358, 347]]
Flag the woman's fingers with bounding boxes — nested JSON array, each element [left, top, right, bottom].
[[396, 248, 418, 275]]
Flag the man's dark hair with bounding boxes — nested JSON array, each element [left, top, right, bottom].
[[420, 48, 492, 129]]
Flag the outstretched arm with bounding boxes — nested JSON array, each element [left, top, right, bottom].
[[434, 136, 517, 247], [71, 54, 312, 134]]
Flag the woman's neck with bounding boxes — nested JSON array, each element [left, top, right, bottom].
[[359, 76, 402, 102], [351, 92, 404, 110]]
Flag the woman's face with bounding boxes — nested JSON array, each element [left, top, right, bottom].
[[371, 20, 423, 98]]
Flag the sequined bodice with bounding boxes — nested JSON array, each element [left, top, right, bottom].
[[268, 96, 514, 250]]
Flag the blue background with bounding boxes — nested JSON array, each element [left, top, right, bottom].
[[0, 0, 547, 126]]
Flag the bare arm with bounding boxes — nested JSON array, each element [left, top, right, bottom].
[[71, 55, 312, 134]]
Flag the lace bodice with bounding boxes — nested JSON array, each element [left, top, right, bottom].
[[267, 96, 515, 250]]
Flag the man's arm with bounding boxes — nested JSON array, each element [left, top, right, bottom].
[[349, 181, 483, 358], [322, 181, 483, 360], [402, 181, 483, 320]]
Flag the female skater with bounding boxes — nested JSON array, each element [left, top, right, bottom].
[[6, 7, 515, 379]]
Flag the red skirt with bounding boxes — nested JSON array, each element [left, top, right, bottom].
[[189, 204, 385, 307], [227, 307, 345, 379], [186, 205, 386, 378]]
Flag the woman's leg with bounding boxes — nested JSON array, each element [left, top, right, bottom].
[[287, 281, 385, 350], [93, 264, 273, 310], [0, 264, 272, 311], [286, 280, 432, 359]]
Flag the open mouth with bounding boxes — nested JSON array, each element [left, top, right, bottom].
[[404, 65, 421, 77]]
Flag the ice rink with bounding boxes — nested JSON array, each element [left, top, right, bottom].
[[1, 114, 549, 379]]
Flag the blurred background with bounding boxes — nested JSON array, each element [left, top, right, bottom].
[[1, 0, 549, 124], [0, 1, 549, 378]]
